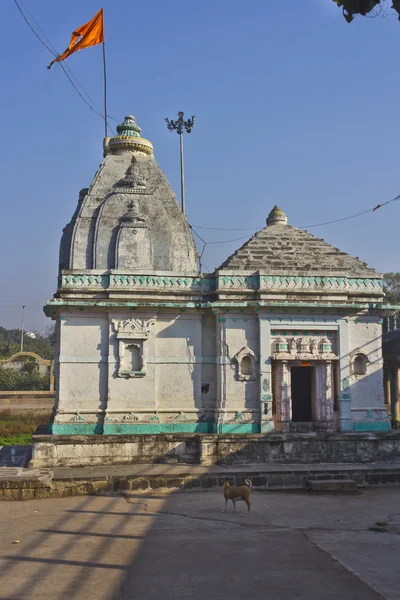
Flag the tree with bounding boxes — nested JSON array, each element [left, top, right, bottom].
[[383, 272, 400, 303], [333, 0, 400, 22], [0, 326, 54, 359]]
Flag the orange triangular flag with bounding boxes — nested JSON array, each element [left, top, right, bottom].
[[47, 9, 104, 69]]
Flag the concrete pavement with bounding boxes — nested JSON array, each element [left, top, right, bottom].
[[0, 487, 399, 599]]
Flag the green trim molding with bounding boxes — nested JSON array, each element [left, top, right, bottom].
[[60, 271, 383, 293], [51, 421, 392, 434], [209, 423, 261, 434], [45, 299, 392, 317], [353, 422, 391, 432], [103, 423, 210, 434], [52, 422, 263, 434], [52, 423, 103, 434]]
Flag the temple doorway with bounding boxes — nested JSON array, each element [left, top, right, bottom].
[[291, 366, 313, 422]]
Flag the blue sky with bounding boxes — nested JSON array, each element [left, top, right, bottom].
[[1, 0, 399, 332]]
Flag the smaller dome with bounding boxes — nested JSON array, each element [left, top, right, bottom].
[[108, 116, 153, 155], [267, 205, 288, 226]]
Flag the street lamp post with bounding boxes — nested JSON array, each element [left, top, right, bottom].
[[165, 111, 195, 214], [20, 305, 25, 352]]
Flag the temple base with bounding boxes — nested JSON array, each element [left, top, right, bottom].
[[31, 431, 400, 468]]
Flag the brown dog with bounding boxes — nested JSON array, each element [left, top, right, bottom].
[[223, 479, 251, 513]]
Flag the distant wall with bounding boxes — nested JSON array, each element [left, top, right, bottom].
[[0, 391, 55, 412]]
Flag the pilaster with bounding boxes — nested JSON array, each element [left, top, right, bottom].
[[259, 317, 274, 433], [323, 360, 334, 429], [278, 360, 291, 432], [215, 313, 228, 432], [338, 319, 353, 432]]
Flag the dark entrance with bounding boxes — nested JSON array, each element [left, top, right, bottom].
[[291, 367, 313, 422]]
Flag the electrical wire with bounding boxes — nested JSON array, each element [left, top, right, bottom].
[[19, 0, 104, 116], [190, 193, 400, 268], [13, 0, 116, 133], [191, 194, 400, 233]]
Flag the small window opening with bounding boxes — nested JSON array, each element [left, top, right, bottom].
[[354, 354, 368, 376], [124, 344, 142, 372], [241, 355, 252, 376]]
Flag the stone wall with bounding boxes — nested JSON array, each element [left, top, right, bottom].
[[0, 391, 54, 412], [31, 431, 400, 468], [52, 307, 388, 434]]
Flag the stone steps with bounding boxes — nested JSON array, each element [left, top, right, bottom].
[[307, 478, 358, 492], [2, 462, 400, 500]]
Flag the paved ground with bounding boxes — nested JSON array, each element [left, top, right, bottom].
[[0, 445, 31, 467], [0, 488, 399, 600]]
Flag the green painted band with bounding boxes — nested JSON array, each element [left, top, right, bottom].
[[353, 422, 391, 432], [209, 423, 261, 434], [52, 423, 103, 434], [102, 423, 210, 434]]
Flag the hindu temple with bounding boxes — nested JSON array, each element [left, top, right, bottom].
[[31, 115, 394, 467]]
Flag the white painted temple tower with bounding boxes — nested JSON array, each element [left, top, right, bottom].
[[44, 116, 391, 443]]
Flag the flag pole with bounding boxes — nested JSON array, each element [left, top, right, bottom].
[[102, 11, 108, 139]]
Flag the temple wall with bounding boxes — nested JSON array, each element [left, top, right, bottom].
[[224, 314, 259, 413], [52, 309, 389, 434], [57, 314, 108, 424], [348, 319, 385, 425], [200, 314, 217, 413], [155, 314, 202, 412]]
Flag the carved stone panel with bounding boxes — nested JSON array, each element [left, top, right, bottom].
[[112, 318, 155, 378]]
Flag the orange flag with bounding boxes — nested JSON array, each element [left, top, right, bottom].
[[47, 9, 104, 69]]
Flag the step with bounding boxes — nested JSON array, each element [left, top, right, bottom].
[[307, 479, 357, 492]]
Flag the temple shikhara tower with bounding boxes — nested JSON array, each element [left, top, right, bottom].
[[33, 115, 392, 467]]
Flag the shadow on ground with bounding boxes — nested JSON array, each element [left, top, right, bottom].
[[0, 472, 400, 599]]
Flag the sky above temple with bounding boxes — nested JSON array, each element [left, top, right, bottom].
[[1, 0, 399, 331]]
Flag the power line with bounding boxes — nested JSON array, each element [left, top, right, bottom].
[[13, 0, 116, 133], [191, 194, 400, 233], [19, 0, 104, 116], [189, 193, 400, 267]]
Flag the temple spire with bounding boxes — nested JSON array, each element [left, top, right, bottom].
[[267, 205, 288, 226]]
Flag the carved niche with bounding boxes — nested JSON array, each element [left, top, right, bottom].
[[115, 200, 152, 269], [350, 348, 369, 377], [234, 346, 258, 381], [112, 318, 155, 378]]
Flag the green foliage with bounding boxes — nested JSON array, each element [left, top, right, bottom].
[[332, 0, 400, 22], [0, 410, 52, 445], [0, 434, 32, 446], [383, 272, 400, 304], [0, 366, 49, 391], [0, 325, 54, 360]]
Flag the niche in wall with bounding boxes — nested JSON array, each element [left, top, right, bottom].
[[234, 346, 257, 381], [112, 318, 155, 378], [353, 353, 368, 376]]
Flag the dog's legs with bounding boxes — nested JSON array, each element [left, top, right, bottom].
[[223, 499, 228, 513], [232, 500, 236, 512], [245, 499, 251, 513]]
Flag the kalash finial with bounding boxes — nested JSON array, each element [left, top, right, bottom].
[[267, 205, 288, 226], [107, 115, 153, 156]]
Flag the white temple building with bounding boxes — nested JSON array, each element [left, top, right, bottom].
[[43, 115, 391, 448]]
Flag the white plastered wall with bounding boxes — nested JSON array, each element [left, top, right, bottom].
[[107, 312, 157, 411], [200, 314, 217, 413], [57, 313, 108, 418], [224, 314, 259, 414], [348, 318, 384, 417], [155, 314, 202, 412]]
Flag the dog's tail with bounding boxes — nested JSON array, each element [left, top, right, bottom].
[[245, 479, 252, 487]]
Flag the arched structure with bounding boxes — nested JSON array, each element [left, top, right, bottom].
[[2, 352, 54, 391]]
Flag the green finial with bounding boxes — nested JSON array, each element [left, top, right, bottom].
[[116, 115, 142, 138], [108, 114, 153, 155]]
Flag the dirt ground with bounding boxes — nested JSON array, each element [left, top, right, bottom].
[[0, 487, 399, 600]]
